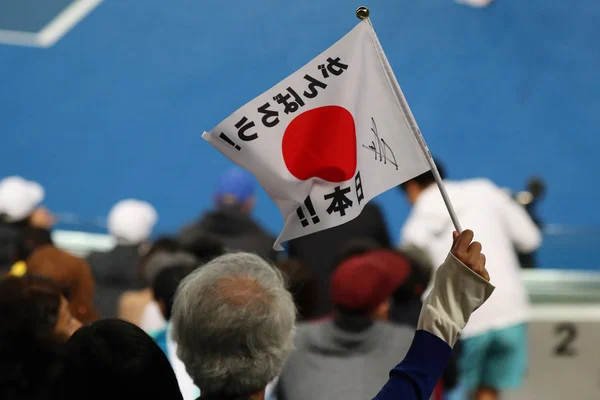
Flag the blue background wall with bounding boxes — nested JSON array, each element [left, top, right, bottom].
[[1, 0, 599, 264]]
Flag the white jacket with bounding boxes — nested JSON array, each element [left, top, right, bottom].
[[400, 179, 541, 337]]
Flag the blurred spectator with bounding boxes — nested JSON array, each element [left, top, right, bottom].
[[138, 236, 182, 280], [140, 235, 225, 332], [180, 234, 228, 264], [20, 242, 98, 323], [0, 176, 55, 275], [514, 176, 546, 268], [276, 250, 415, 400], [150, 265, 199, 400], [287, 202, 392, 318], [333, 239, 431, 328], [276, 259, 319, 321], [9, 226, 55, 276], [117, 236, 195, 328], [178, 167, 277, 261], [333, 240, 459, 395], [57, 319, 183, 400], [87, 199, 158, 318], [399, 167, 541, 400], [388, 245, 432, 328], [0, 275, 81, 400]]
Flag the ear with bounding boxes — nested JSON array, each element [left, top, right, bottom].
[[371, 300, 391, 321]]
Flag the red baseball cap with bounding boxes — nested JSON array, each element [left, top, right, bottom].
[[330, 250, 411, 312]]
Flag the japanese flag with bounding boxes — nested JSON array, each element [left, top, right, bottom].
[[203, 20, 432, 250]]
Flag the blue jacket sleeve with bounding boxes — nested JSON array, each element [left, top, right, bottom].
[[373, 329, 453, 400]]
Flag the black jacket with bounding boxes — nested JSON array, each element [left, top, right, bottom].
[[179, 207, 277, 262], [87, 245, 144, 318], [0, 222, 24, 274]]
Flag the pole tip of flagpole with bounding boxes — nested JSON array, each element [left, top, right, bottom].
[[356, 6, 370, 20]]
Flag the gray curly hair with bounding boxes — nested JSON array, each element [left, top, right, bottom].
[[171, 252, 296, 397]]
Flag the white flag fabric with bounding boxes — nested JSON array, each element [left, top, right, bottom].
[[203, 20, 431, 250]]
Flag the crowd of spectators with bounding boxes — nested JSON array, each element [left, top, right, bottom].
[[0, 164, 540, 400]]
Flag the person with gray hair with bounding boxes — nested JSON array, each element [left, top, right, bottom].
[[172, 253, 295, 399], [172, 230, 494, 400]]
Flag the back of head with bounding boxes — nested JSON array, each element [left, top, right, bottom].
[[152, 265, 194, 321], [0, 275, 64, 400], [0, 275, 63, 342], [214, 167, 256, 209], [59, 319, 183, 400], [107, 199, 158, 245], [172, 253, 296, 398], [14, 226, 54, 262], [139, 236, 182, 259], [331, 250, 411, 317], [276, 259, 318, 321], [399, 160, 446, 191], [137, 236, 183, 281], [142, 250, 197, 287], [180, 234, 227, 263]]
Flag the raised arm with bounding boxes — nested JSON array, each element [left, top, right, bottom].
[[374, 230, 494, 400]]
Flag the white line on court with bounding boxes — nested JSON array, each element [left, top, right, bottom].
[[0, 0, 103, 48]]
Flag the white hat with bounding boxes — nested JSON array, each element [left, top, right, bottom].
[[107, 199, 158, 244], [0, 176, 45, 222]]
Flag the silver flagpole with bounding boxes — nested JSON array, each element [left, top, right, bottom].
[[356, 6, 463, 233]]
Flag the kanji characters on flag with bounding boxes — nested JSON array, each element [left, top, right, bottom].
[[203, 20, 431, 250]]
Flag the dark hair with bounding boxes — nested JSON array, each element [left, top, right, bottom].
[[277, 259, 318, 321], [332, 237, 385, 270], [0, 275, 62, 341], [0, 275, 64, 400], [152, 265, 193, 321], [399, 160, 446, 191], [58, 319, 184, 400], [181, 235, 226, 264], [137, 236, 182, 281], [391, 248, 431, 302], [14, 227, 54, 262]]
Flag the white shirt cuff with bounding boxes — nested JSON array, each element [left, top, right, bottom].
[[417, 253, 495, 347]]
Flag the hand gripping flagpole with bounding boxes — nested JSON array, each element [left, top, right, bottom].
[[356, 6, 463, 233]]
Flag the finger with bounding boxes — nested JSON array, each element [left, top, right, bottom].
[[467, 241, 482, 267], [480, 268, 491, 281], [451, 231, 459, 250], [481, 267, 490, 281], [454, 229, 474, 253], [474, 254, 490, 281], [478, 253, 487, 270], [468, 241, 482, 257]]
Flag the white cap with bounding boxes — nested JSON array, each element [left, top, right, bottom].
[[0, 176, 45, 222], [107, 199, 158, 244]]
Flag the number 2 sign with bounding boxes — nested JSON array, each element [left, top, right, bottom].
[[554, 322, 578, 357]]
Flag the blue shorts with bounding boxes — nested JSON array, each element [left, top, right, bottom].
[[458, 324, 528, 392]]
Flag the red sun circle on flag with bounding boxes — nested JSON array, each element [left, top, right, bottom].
[[282, 106, 357, 183]]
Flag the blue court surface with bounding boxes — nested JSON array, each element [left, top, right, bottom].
[[0, 0, 101, 46], [0, 0, 598, 268]]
